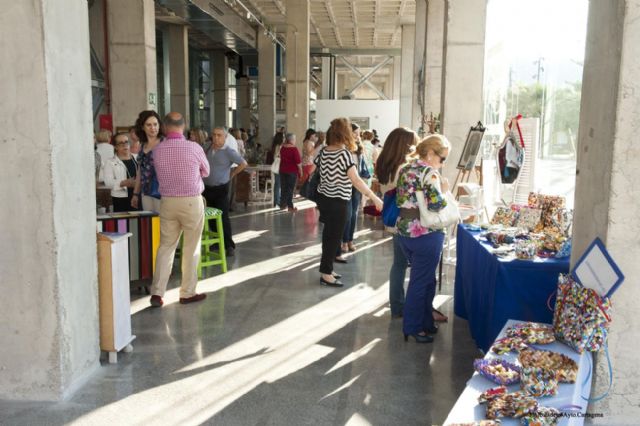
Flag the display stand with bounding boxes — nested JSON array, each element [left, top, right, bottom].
[[444, 319, 592, 426], [97, 232, 136, 364]]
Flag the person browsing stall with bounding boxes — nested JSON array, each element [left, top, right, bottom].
[[395, 135, 452, 343], [314, 118, 383, 287], [202, 127, 248, 257], [148, 112, 210, 308]]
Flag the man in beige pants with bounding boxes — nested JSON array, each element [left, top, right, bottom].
[[149, 112, 210, 307]]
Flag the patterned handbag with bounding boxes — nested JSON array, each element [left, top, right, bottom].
[[552, 274, 612, 353]]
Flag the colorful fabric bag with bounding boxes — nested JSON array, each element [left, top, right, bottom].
[[552, 274, 612, 353]]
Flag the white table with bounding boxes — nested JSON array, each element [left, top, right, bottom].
[[443, 319, 592, 426]]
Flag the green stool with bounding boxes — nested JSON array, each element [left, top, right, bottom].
[[197, 207, 227, 278]]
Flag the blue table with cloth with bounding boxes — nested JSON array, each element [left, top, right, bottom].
[[454, 224, 570, 352]]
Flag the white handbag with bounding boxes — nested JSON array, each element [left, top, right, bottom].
[[270, 157, 280, 174], [415, 169, 461, 229]]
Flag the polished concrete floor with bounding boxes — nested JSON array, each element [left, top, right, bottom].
[[1, 199, 481, 426]]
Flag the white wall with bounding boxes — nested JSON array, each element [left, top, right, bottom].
[[315, 100, 400, 143]]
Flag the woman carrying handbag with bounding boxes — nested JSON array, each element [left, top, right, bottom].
[[395, 134, 454, 343]]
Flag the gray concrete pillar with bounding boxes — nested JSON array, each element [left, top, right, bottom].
[[440, 0, 487, 183], [425, 0, 446, 122], [321, 52, 335, 99], [572, 1, 640, 422], [258, 31, 276, 147], [236, 75, 251, 130], [412, 0, 428, 131], [285, 0, 310, 146], [399, 24, 415, 128], [211, 51, 229, 128], [337, 72, 347, 98], [392, 56, 401, 100], [0, 0, 99, 400], [167, 24, 190, 123], [107, 0, 157, 128]]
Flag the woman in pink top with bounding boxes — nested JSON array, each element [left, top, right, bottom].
[[279, 133, 302, 212]]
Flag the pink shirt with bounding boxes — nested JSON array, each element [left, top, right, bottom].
[[153, 132, 210, 197]]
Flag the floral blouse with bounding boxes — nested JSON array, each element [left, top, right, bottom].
[[396, 158, 447, 237], [138, 144, 159, 197]]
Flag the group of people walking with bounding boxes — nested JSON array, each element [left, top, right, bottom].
[[95, 111, 454, 345]]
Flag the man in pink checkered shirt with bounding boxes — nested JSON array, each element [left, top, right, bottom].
[[149, 112, 210, 308]]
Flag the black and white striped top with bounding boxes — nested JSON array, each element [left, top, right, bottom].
[[314, 148, 355, 200]]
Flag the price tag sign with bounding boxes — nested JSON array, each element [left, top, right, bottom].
[[572, 237, 624, 298]]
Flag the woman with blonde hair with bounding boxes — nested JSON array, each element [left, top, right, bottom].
[[395, 134, 452, 343], [188, 128, 207, 146], [314, 118, 383, 287]]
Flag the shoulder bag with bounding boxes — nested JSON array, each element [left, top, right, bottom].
[[306, 148, 325, 202], [415, 168, 460, 229], [270, 145, 281, 174]]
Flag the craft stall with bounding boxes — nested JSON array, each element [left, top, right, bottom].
[[454, 193, 573, 351], [446, 229, 622, 425]]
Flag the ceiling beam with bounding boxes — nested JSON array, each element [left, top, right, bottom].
[[311, 47, 401, 56], [340, 56, 391, 100], [351, 0, 359, 46], [325, 1, 343, 47], [374, 0, 380, 46]]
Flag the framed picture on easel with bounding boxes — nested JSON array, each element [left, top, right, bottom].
[[456, 122, 486, 170]]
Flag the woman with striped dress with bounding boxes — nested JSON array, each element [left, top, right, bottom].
[[314, 118, 383, 287]]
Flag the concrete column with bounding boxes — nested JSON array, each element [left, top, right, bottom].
[[258, 31, 276, 147], [412, 0, 428, 131], [236, 75, 251, 130], [285, 0, 310, 146], [321, 52, 335, 99], [337, 72, 347, 98], [107, 0, 157, 128], [167, 24, 190, 123], [425, 0, 446, 121], [0, 0, 99, 400], [392, 56, 401, 100], [211, 51, 229, 128], [399, 24, 415, 128], [440, 0, 487, 183], [572, 1, 640, 422]]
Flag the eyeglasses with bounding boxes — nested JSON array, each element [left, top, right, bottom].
[[115, 140, 129, 146]]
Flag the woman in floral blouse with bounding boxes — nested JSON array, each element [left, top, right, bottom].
[[396, 134, 451, 343]]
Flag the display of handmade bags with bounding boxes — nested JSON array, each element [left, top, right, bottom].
[[415, 169, 461, 229], [552, 274, 612, 353]]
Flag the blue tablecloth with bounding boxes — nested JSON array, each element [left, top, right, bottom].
[[454, 224, 570, 352]]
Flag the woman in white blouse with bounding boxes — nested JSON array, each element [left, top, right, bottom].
[[103, 132, 138, 212]]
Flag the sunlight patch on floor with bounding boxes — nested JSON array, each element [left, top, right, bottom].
[[319, 374, 362, 402], [325, 338, 381, 375], [88, 283, 389, 425]]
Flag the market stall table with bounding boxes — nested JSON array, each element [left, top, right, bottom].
[[443, 319, 593, 426], [454, 224, 570, 352]]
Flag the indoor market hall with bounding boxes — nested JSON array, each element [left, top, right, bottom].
[[1, 0, 639, 425]]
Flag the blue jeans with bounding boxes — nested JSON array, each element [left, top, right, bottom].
[[389, 234, 408, 316], [398, 231, 445, 335], [342, 188, 361, 243], [273, 173, 281, 207]]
